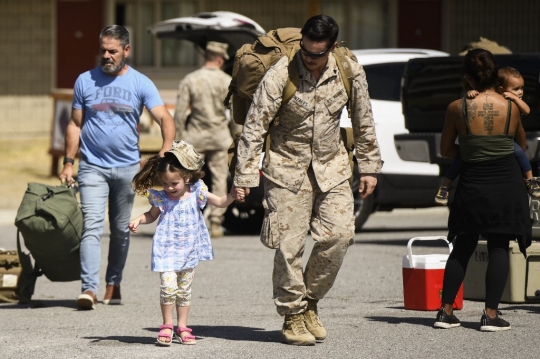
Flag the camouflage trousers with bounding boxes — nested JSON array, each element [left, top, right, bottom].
[[197, 149, 228, 225], [263, 169, 355, 316]]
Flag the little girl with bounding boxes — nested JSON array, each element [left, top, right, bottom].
[[129, 140, 240, 346]]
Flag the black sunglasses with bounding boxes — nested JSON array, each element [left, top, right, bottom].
[[299, 41, 332, 59]]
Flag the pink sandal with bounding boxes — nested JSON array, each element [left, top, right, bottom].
[[175, 326, 197, 345], [157, 324, 174, 346]]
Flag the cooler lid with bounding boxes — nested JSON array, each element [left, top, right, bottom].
[[402, 254, 449, 269]]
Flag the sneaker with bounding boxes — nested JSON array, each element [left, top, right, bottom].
[[304, 299, 327, 341], [525, 178, 540, 198], [76, 290, 97, 310], [435, 185, 450, 206], [433, 307, 461, 329], [282, 314, 316, 346], [480, 310, 511, 332], [103, 284, 121, 305]]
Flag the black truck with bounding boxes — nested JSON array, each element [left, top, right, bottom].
[[396, 54, 540, 176], [394, 54, 540, 236]]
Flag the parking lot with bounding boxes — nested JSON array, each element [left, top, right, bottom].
[[2, 207, 540, 359]]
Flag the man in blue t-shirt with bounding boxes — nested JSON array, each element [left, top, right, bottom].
[[59, 25, 175, 310]]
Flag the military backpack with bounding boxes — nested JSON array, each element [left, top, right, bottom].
[[224, 27, 357, 179]]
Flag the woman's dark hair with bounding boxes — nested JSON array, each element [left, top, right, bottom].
[[132, 154, 205, 195], [300, 14, 339, 45], [462, 48, 499, 92]]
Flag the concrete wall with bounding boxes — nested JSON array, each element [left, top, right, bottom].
[[3, 0, 540, 138], [0, 0, 53, 95], [0, 0, 53, 137], [0, 96, 53, 138], [444, 1, 540, 54]]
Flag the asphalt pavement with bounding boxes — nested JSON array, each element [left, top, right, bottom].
[[1, 206, 540, 358]]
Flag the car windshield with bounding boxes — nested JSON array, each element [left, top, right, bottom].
[[363, 62, 407, 102]]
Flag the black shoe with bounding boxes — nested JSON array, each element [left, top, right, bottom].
[[480, 310, 511, 332], [433, 307, 461, 329]]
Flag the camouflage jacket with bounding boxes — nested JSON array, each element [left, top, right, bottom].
[[234, 53, 383, 193], [174, 66, 233, 151]]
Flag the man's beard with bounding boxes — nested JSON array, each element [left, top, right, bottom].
[[101, 57, 126, 75]]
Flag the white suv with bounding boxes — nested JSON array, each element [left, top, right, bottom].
[[344, 49, 449, 228]]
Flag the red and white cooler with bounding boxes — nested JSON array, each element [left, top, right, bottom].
[[402, 236, 463, 311]]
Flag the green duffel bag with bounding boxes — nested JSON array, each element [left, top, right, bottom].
[[14, 183, 83, 290]]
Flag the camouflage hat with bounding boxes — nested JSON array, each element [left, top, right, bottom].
[[167, 140, 205, 171], [206, 41, 230, 60], [459, 37, 512, 56]]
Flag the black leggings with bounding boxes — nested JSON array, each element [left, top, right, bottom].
[[441, 233, 511, 309]]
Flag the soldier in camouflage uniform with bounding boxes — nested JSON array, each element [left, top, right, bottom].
[[233, 15, 382, 345], [174, 41, 236, 238]]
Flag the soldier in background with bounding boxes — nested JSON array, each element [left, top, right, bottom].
[[232, 15, 382, 345], [174, 41, 235, 238], [459, 37, 512, 55]]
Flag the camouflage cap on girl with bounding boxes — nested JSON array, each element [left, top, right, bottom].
[[166, 140, 205, 171]]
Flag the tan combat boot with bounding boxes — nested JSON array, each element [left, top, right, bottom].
[[282, 314, 316, 346], [210, 222, 224, 238], [304, 299, 327, 341]]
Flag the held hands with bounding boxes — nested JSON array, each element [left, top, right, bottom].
[[359, 174, 377, 199], [231, 185, 250, 203]]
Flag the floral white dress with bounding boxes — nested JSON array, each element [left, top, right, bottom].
[[147, 179, 214, 272]]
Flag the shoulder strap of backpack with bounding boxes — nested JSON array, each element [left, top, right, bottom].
[[282, 48, 300, 105], [332, 51, 354, 117], [16, 230, 42, 305], [332, 51, 353, 96]]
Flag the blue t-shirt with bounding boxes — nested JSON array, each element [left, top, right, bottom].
[[72, 66, 163, 167]]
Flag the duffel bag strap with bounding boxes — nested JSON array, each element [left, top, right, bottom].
[[16, 231, 42, 305], [0, 292, 18, 303]]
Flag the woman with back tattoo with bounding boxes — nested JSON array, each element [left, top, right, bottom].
[[433, 48, 532, 332]]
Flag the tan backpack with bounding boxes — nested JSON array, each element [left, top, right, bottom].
[[223, 27, 358, 124], [225, 28, 358, 182]]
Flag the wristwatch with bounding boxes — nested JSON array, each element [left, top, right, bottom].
[[63, 157, 75, 165]]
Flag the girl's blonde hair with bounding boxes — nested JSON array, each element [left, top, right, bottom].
[[132, 153, 205, 195]]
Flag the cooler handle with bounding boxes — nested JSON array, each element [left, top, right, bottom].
[[407, 236, 452, 269]]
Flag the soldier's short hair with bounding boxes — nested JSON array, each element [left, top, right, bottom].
[[300, 15, 339, 46]]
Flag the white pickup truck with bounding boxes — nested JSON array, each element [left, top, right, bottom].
[[342, 48, 448, 229]]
